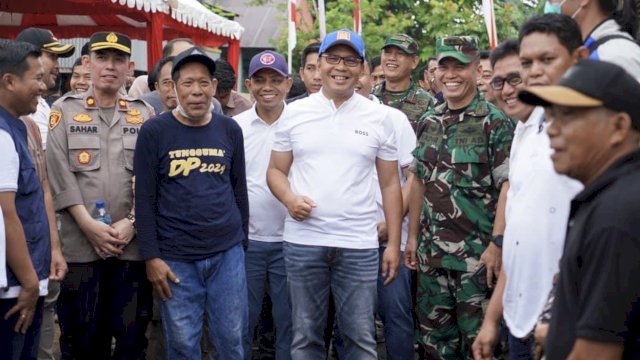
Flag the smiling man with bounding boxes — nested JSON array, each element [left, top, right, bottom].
[[488, 40, 531, 122], [234, 50, 293, 360], [46, 32, 155, 359], [472, 17, 586, 359], [406, 35, 515, 359], [267, 28, 403, 360], [135, 46, 249, 359], [373, 34, 433, 132], [0, 39, 50, 360], [69, 58, 92, 95], [519, 59, 640, 360], [16, 27, 75, 150]]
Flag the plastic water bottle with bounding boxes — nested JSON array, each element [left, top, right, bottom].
[[95, 199, 112, 225], [95, 199, 114, 258]]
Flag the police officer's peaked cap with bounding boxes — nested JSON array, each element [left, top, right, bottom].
[[89, 32, 131, 55]]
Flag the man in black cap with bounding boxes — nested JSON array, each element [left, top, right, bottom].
[[16, 27, 75, 149], [135, 47, 249, 359], [46, 31, 155, 359], [15, 26, 75, 360], [519, 59, 640, 360]]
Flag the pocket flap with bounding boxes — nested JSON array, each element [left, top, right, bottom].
[[451, 146, 488, 164], [123, 135, 137, 150]]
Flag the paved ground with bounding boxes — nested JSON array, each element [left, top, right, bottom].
[[52, 325, 396, 359]]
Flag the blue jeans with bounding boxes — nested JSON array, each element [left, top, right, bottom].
[[508, 330, 535, 360], [283, 242, 379, 360], [244, 240, 292, 360], [161, 244, 248, 360], [377, 248, 415, 360]]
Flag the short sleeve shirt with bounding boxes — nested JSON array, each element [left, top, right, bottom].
[[234, 104, 288, 242], [547, 150, 640, 360], [272, 92, 397, 249]]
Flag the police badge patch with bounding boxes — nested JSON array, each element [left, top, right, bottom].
[[49, 111, 62, 130]]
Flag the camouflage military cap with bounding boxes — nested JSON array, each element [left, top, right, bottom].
[[89, 32, 131, 55], [382, 34, 419, 55], [436, 36, 479, 64]]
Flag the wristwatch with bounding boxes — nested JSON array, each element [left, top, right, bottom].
[[491, 234, 503, 248], [126, 213, 136, 228]]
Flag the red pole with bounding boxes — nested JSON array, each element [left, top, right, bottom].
[[228, 39, 241, 77], [147, 12, 164, 72]]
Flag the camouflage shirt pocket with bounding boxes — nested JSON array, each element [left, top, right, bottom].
[[451, 146, 492, 193]]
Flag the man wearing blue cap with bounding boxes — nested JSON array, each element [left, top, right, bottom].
[[267, 28, 403, 359], [135, 47, 249, 359], [235, 50, 293, 360]]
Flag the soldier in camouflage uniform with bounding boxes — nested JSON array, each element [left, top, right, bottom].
[[373, 34, 434, 132], [405, 36, 515, 359]]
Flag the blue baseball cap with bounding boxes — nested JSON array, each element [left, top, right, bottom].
[[248, 50, 288, 78], [319, 29, 365, 59]]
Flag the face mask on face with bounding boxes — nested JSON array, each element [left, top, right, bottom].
[[544, 0, 565, 14]]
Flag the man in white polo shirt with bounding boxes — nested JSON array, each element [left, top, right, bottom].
[[267, 29, 403, 360], [357, 59, 417, 360], [234, 50, 293, 360]]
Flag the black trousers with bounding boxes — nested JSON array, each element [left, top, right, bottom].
[[58, 259, 152, 360], [0, 296, 45, 360]]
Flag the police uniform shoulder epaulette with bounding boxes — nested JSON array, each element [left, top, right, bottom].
[[56, 91, 84, 104]]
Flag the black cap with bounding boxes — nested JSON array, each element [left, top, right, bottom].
[[519, 59, 640, 129], [16, 27, 75, 57], [89, 32, 131, 55], [80, 42, 90, 56], [171, 47, 216, 78]]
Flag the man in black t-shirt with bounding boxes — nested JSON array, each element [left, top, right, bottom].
[[135, 47, 249, 359], [519, 59, 640, 360]]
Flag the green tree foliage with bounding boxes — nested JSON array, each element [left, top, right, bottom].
[[260, 0, 541, 70]]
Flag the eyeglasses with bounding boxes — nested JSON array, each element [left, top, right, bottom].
[[320, 54, 363, 67], [490, 72, 523, 90]]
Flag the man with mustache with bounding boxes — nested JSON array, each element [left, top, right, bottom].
[[46, 32, 155, 359], [406, 35, 515, 359]]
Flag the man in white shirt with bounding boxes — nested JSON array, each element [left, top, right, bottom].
[[358, 59, 417, 360], [234, 50, 293, 360], [0, 39, 51, 360], [472, 17, 586, 360], [267, 29, 403, 360]]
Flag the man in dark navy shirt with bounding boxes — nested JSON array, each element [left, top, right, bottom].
[[519, 59, 640, 360], [134, 47, 249, 359]]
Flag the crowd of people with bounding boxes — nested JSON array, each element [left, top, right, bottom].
[[1, 0, 640, 359]]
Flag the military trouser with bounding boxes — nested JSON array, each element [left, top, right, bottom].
[[416, 266, 489, 360]]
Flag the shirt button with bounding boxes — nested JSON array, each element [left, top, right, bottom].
[[516, 241, 519, 246], [549, 207, 556, 213]]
